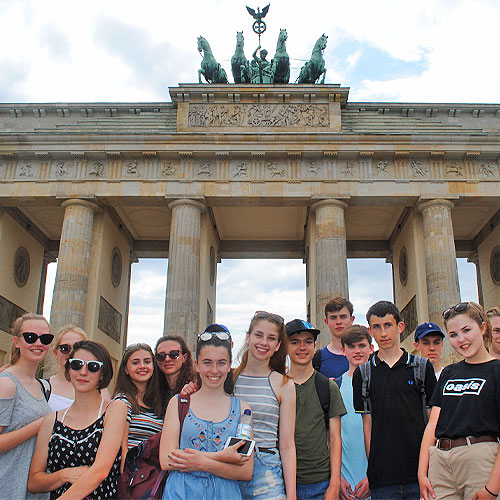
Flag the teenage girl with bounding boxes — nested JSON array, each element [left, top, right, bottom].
[[48, 325, 111, 411], [113, 342, 163, 449], [160, 325, 253, 499], [155, 335, 196, 414], [234, 311, 297, 500], [418, 302, 500, 500], [28, 340, 127, 499], [0, 313, 53, 500]]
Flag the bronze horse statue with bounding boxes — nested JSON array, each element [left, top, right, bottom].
[[296, 34, 328, 84], [197, 35, 228, 84], [271, 29, 290, 84], [231, 31, 250, 84]]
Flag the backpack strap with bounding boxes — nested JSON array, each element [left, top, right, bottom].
[[37, 378, 51, 402], [312, 349, 322, 372], [409, 354, 429, 425], [359, 361, 372, 413], [178, 393, 191, 435], [314, 371, 331, 430]]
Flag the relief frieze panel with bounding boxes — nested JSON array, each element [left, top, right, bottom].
[[188, 103, 330, 128]]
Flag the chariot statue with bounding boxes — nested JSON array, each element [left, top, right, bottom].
[[296, 34, 328, 84], [197, 35, 228, 84]]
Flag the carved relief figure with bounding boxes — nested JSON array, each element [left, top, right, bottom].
[[479, 161, 495, 177], [89, 161, 104, 176], [341, 161, 354, 176], [19, 164, 33, 177], [446, 161, 463, 176], [268, 161, 285, 177], [376, 161, 390, 176], [196, 161, 212, 176], [161, 161, 176, 176], [126, 160, 138, 175], [233, 162, 248, 177], [411, 160, 428, 177], [54, 161, 69, 177], [306, 160, 320, 176]]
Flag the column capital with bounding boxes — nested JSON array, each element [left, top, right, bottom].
[[61, 198, 99, 212], [168, 198, 206, 212], [416, 198, 455, 213], [311, 198, 348, 212]]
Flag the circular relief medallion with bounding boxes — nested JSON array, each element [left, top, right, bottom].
[[491, 246, 500, 286], [111, 247, 122, 288], [209, 246, 216, 286], [399, 247, 408, 286], [14, 247, 30, 287]]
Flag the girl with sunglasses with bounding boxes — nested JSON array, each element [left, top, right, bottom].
[[28, 340, 127, 499], [155, 335, 196, 415], [47, 325, 111, 412], [160, 324, 253, 499], [113, 343, 163, 450], [418, 302, 500, 500], [234, 311, 297, 500], [0, 313, 53, 500]]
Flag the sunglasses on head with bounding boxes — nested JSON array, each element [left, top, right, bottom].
[[21, 332, 54, 345], [442, 302, 469, 320], [155, 350, 181, 362], [198, 331, 231, 342], [253, 310, 284, 325], [68, 358, 103, 373]]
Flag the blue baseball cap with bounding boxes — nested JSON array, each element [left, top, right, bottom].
[[414, 322, 444, 341], [285, 319, 320, 339]]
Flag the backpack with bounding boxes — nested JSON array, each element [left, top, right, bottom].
[[360, 354, 429, 425], [37, 378, 51, 402], [314, 371, 331, 430], [312, 349, 322, 371], [117, 393, 191, 500]]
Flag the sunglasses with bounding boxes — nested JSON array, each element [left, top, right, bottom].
[[198, 331, 231, 342], [253, 310, 284, 325], [58, 344, 75, 354], [21, 332, 54, 345], [443, 302, 469, 320], [68, 358, 104, 373], [155, 350, 181, 362]]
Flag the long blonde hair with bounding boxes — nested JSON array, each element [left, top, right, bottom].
[[9, 313, 50, 365]]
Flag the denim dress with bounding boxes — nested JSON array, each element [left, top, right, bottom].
[[162, 396, 242, 500]]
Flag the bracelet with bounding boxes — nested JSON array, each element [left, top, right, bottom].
[[485, 485, 498, 497]]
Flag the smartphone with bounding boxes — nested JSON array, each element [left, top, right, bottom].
[[224, 436, 256, 456]]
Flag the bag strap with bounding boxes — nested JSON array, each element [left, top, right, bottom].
[[37, 378, 51, 402], [312, 349, 322, 371], [177, 393, 191, 435], [314, 371, 331, 430], [409, 354, 429, 425], [359, 361, 372, 413]]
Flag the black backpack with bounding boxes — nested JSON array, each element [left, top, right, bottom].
[[313, 371, 331, 429], [359, 353, 429, 424]]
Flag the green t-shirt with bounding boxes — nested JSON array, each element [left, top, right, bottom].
[[295, 371, 347, 484]]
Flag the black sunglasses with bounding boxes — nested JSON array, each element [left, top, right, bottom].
[[198, 331, 231, 342], [58, 343, 75, 354], [155, 350, 181, 362], [68, 358, 103, 373], [443, 302, 469, 320], [22, 332, 54, 345], [253, 310, 285, 325]]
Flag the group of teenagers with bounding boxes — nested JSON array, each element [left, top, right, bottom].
[[0, 298, 499, 500]]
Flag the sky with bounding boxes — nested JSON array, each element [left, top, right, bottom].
[[2, 0, 492, 352]]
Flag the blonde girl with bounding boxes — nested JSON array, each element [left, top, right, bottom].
[[0, 313, 53, 500], [418, 302, 500, 500], [234, 311, 297, 500]]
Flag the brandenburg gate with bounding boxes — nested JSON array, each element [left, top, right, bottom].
[[0, 83, 499, 367]]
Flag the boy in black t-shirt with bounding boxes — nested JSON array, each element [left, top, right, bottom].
[[352, 301, 437, 500]]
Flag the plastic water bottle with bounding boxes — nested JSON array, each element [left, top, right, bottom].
[[236, 409, 252, 439]]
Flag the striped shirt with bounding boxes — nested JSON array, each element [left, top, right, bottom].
[[234, 373, 280, 448], [114, 393, 163, 448]]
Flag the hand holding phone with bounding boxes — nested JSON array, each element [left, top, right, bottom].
[[224, 436, 256, 456]]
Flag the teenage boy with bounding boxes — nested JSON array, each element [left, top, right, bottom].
[[352, 301, 437, 500], [339, 325, 373, 500], [314, 297, 354, 379], [413, 322, 445, 379], [286, 319, 347, 500], [486, 306, 500, 359]]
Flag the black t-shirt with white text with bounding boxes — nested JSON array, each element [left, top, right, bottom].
[[430, 359, 500, 439]]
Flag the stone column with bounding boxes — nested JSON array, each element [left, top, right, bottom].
[[50, 199, 98, 332], [417, 199, 460, 364], [164, 199, 205, 345], [467, 253, 484, 307], [312, 199, 349, 335]]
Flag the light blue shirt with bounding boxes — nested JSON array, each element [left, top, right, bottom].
[[340, 373, 369, 492]]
